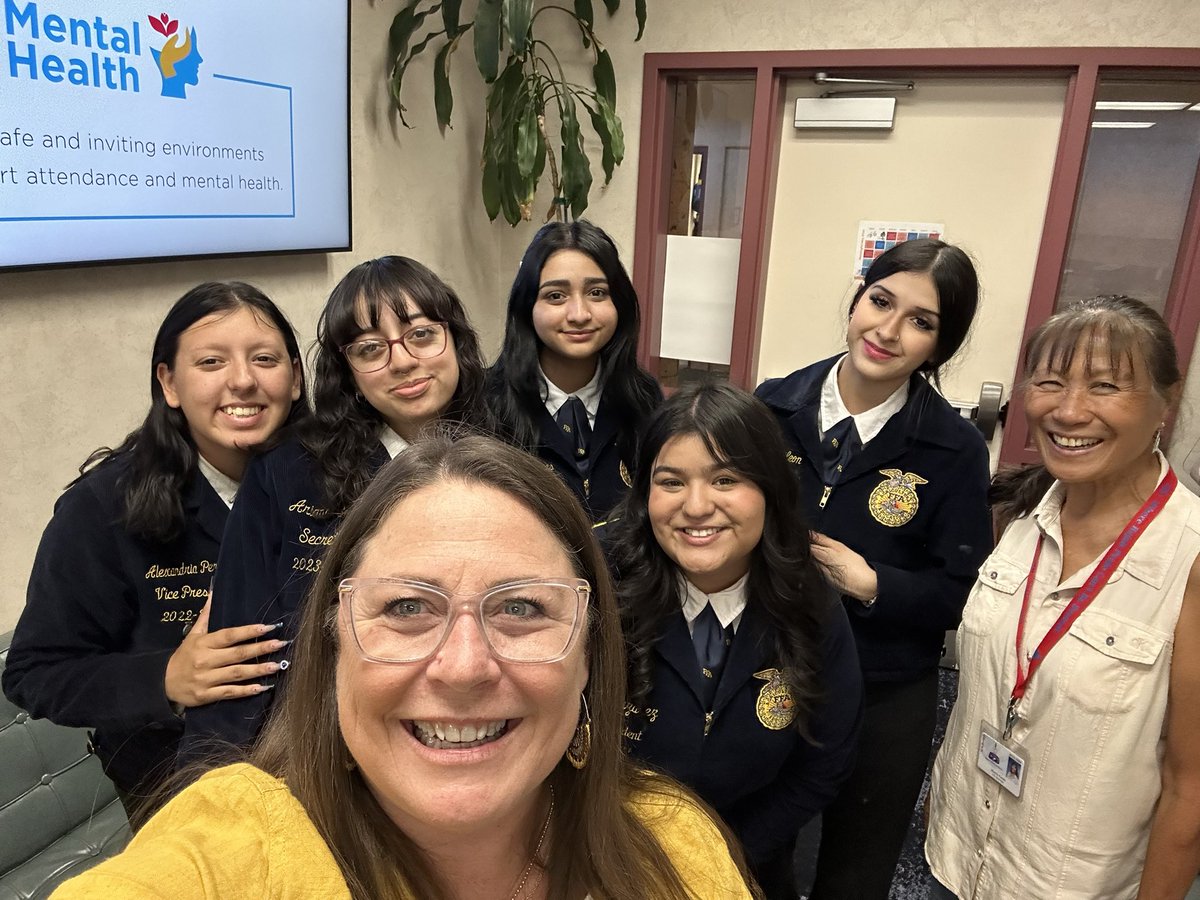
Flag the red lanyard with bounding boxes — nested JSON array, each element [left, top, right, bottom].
[[1003, 468, 1177, 738]]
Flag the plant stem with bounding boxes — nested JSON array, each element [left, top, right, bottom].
[[537, 113, 565, 222], [532, 39, 569, 88]]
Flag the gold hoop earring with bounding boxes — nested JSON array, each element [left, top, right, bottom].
[[566, 694, 591, 770]]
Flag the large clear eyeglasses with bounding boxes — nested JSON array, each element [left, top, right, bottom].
[[340, 322, 449, 373], [338, 577, 590, 664]]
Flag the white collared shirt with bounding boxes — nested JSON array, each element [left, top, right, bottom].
[[197, 455, 239, 509], [379, 425, 410, 460], [818, 354, 909, 447], [680, 573, 748, 636], [540, 363, 602, 427]]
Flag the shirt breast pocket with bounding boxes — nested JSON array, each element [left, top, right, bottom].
[[1060, 610, 1168, 715], [959, 555, 1027, 637]]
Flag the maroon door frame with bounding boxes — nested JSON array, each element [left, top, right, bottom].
[[630, 48, 1200, 465]]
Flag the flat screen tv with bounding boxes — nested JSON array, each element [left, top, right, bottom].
[[0, 0, 350, 270]]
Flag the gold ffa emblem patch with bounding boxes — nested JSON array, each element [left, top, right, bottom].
[[868, 468, 928, 527], [753, 668, 796, 730], [619, 460, 632, 487]]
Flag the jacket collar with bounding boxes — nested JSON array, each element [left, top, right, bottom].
[[183, 465, 229, 544], [653, 603, 772, 713], [538, 392, 620, 467], [759, 354, 968, 458], [368, 440, 392, 473], [710, 604, 773, 716]]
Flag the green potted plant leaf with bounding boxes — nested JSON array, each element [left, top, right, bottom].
[[387, 0, 645, 225]]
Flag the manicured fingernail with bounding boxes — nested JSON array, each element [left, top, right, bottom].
[[273, 639, 291, 650], [257, 684, 274, 693], [279, 659, 290, 671]]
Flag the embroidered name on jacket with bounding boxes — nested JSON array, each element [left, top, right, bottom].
[[868, 469, 928, 527]]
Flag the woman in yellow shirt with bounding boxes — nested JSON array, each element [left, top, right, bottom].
[[54, 433, 755, 900]]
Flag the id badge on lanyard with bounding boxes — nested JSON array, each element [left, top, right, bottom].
[[976, 467, 1177, 800], [977, 721, 1029, 797]]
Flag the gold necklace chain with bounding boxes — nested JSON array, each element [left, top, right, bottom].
[[508, 789, 555, 900]]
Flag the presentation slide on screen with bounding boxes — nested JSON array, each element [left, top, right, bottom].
[[0, 0, 349, 268]]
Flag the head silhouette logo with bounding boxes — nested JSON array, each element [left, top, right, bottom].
[[149, 13, 203, 99]]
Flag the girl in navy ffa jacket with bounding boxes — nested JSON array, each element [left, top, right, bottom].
[[485, 220, 661, 522], [607, 381, 863, 900], [754, 239, 992, 900], [3, 282, 307, 823], [179, 256, 490, 760]]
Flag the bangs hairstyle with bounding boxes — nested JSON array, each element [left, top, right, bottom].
[[610, 381, 828, 736], [1000, 295, 1180, 525], [253, 431, 738, 900], [851, 238, 980, 387], [486, 220, 659, 460], [302, 256, 490, 514], [81, 281, 309, 543], [1022, 294, 1180, 399], [627, 381, 800, 514]]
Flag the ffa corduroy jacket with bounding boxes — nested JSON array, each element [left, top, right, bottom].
[[3, 454, 226, 794], [178, 437, 389, 761], [485, 378, 661, 524], [755, 355, 993, 682], [625, 601, 862, 868]]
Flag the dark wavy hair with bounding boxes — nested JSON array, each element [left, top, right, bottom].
[[78, 281, 309, 543], [298, 256, 490, 514], [485, 220, 659, 466], [994, 294, 1180, 525], [608, 381, 828, 736], [850, 238, 979, 388], [254, 431, 750, 899]]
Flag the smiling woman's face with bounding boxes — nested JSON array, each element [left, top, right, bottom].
[[1024, 339, 1168, 485], [348, 300, 460, 441], [531, 249, 618, 370], [336, 479, 588, 837], [648, 433, 765, 594], [155, 305, 300, 480]]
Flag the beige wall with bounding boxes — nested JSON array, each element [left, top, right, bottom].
[[757, 77, 1066, 429], [570, 0, 1200, 258], [4, 0, 1200, 630], [0, 2, 505, 630]]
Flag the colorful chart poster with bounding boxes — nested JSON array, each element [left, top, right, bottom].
[[854, 221, 944, 276]]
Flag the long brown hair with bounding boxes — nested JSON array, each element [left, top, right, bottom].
[[301, 256, 493, 515], [253, 431, 749, 899], [610, 382, 829, 739]]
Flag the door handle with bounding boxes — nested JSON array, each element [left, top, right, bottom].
[[972, 382, 1005, 441]]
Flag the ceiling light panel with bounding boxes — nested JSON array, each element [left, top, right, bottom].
[[1094, 101, 1191, 111]]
